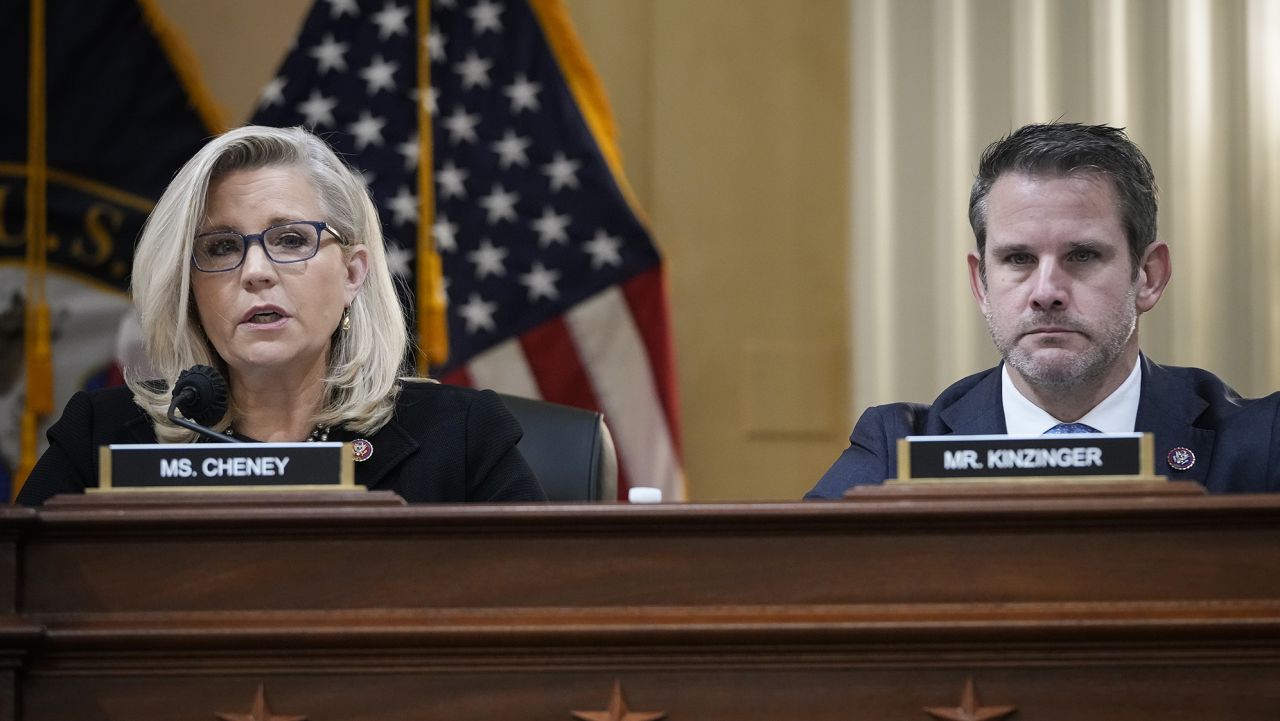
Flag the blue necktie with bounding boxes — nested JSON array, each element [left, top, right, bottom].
[[1044, 422, 1101, 434]]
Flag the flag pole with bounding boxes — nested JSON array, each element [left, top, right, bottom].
[[16, 0, 53, 501], [416, 0, 448, 373]]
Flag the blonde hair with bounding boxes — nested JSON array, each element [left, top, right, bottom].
[[129, 125, 409, 441]]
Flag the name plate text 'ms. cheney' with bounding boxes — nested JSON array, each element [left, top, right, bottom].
[[896, 433, 1155, 481], [98, 442, 354, 491]]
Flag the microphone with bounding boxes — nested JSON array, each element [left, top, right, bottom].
[[167, 365, 237, 443]]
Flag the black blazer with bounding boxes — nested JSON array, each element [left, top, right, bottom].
[[807, 356, 1280, 498], [17, 381, 547, 506]]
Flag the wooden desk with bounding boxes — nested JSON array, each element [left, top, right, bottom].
[[3, 492, 1280, 720]]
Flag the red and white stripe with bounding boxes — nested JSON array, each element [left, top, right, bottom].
[[442, 266, 684, 500]]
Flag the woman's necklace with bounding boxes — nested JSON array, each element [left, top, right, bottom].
[[223, 424, 330, 442], [220, 423, 371, 462]]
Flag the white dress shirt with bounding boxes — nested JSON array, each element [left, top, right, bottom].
[[1001, 358, 1142, 435]]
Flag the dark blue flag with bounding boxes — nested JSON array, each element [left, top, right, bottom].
[[0, 0, 223, 499]]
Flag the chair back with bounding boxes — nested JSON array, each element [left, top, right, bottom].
[[498, 394, 618, 501]]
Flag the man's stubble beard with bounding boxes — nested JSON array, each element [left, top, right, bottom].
[[984, 284, 1139, 394]]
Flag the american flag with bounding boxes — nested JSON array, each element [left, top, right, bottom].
[[250, 0, 684, 499]]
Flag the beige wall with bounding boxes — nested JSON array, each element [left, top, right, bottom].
[[155, 0, 312, 128], [658, 2, 850, 500], [156, 0, 852, 501]]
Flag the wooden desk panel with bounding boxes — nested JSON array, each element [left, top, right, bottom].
[[5, 494, 1280, 720]]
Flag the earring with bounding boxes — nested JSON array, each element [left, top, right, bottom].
[[341, 306, 351, 332]]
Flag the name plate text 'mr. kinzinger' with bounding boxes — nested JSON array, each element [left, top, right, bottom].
[[894, 433, 1157, 483]]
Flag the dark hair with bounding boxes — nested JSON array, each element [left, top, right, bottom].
[[968, 123, 1158, 279]]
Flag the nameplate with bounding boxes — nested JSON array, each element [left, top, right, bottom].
[[893, 432, 1157, 482], [97, 442, 355, 491]]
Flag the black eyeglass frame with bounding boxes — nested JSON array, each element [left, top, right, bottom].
[[191, 220, 343, 273]]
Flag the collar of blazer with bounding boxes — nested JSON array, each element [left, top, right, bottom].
[[938, 366, 1006, 435], [328, 418, 419, 490], [1135, 355, 1215, 482]]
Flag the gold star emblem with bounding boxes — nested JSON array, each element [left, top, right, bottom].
[[923, 677, 1016, 721], [216, 684, 308, 721], [571, 680, 667, 721]]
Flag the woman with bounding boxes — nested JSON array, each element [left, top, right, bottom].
[[18, 126, 545, 505]]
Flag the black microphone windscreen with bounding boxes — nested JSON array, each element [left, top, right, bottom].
[[173, 365, 229, 426]]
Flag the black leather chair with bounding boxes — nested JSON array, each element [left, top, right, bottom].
[[498, 394, 618, 501]]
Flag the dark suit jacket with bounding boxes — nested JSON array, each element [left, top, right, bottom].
[[807, 356, 1280, 498], [17, 381, 547, 506]]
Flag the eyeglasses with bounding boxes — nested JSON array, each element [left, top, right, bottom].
[[191, 220, 341, 273]]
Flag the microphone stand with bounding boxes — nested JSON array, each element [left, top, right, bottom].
[[167, 389, 239, 444]]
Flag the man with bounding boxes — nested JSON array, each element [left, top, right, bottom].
[[808, 123, 1279, 498]]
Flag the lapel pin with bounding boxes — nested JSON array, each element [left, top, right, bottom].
[[1167, 447, 1195, 472], [351, 438, 374, 463]]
